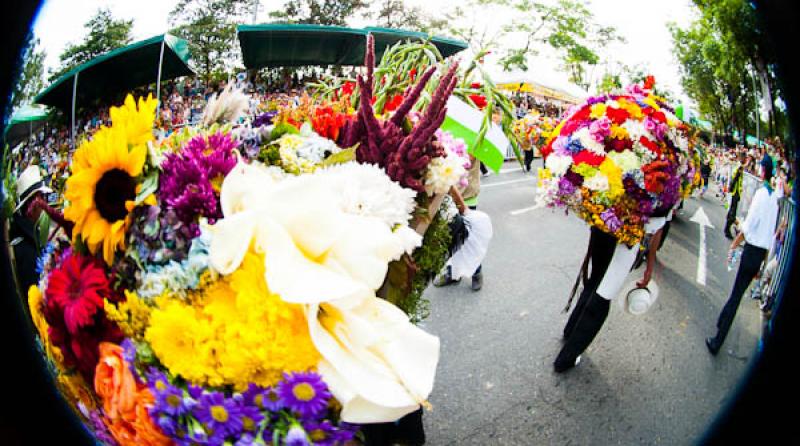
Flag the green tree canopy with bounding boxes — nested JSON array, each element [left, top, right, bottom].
[[269, 0, 369, 26], [12, 34, 47, 110], [52, 8, 133, 81], [169, 0, 256, 85]]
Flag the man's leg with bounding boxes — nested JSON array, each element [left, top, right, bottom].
[[708, 244, 767, 353]]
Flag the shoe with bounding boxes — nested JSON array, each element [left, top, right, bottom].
[[471, 271, 483, 291], [554, 355, 581, 373], [705, 337, 721, 356], [433, 267, 460, 287]]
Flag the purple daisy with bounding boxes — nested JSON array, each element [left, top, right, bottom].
[[154, 381, 194, 417], [243, 383, 284, 412], [284, 425, 310, 446], [233, 394, 265, 435], [302, 420, 338, 446], [146, 367, 171, 393], [120, 338, 140, 381], [277, 372, 331, 419], [194, 391, 244, 439]]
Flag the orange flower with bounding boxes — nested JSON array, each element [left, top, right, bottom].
[[95, 342, 138, 422], [95, 342, 174, 446]]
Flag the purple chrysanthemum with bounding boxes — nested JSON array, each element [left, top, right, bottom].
[[277, 372, 331, 419], [601, 209, 622, 232], [284, 425, 310, 446], [558, 176, 577, 196], [253, 111, 278, 128], [159, 132, 238, 234], [194, 391, 244, 439]]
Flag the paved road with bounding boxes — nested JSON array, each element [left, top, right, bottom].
[[421, 160, 763, 445]]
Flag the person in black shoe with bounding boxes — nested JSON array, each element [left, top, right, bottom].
[[556, 215, 668, 373], [724, 153, 746, 239], [707, 159, 779, 355]]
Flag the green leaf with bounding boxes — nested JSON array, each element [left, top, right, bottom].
[[319, 146, 356, 167], [135, 171, 159, 205], [34, 212, 51, 252]]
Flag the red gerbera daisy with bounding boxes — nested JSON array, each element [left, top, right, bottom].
[[45, 252, 109, 334]]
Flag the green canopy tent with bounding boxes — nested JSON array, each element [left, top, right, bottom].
[[237, 23, 468, 69], [3, 105, 48, 147], [34, 33, 193, 148]]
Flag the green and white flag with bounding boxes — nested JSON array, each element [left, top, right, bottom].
[[440, 96, 509, 173]]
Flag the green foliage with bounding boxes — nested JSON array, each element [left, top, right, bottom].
[[169, 0, 255, 85], [385, 206, 452, 323], [364, 0, 444, 33], [269, 0, 369, 26], [11, 34, 46, 110], [52, 8, 133, 81]]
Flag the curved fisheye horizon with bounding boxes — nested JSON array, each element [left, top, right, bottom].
[[1, 0, 796, 445]]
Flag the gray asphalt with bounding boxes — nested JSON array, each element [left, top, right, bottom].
[[420, 160, 763, 445]]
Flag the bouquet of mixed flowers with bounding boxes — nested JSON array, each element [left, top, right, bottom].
[[537, 77, 693, 246], [512, 112, 557, 154], [27, 35, 470, 446]]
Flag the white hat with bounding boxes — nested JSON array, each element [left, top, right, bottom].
[[15, 165, 53, 212], [617, 279, 659, 315]]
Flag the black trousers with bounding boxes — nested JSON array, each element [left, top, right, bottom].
[[713, 243, 767, 347], [362, 408, 425, 445], [725, 194, 740, 236], [557, 228, 617, 368], [523, 149, 534, 171]]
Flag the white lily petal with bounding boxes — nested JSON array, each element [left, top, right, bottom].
[[208, 212, 256, 275]]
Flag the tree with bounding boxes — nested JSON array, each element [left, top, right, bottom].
[[52, 8, 133, 81], [499, 0, 622, 88], [596, 72, 621, 94], [169, 0, 256, 85], [11, 34, 46, 110], [366, 0, 443, 32], [269, 0, 368, 26]]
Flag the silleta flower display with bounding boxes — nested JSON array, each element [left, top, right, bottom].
[[26, 35, 472, 446], [537, 78, 695, 246]]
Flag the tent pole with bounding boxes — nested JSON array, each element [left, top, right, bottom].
[[71, 72, 78, 150], [156, 38, 166, 118]]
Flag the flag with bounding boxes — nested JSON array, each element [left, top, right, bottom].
[[440, 96, 509, 173]]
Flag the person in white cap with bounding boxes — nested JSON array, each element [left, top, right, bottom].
[[9, 165, 54, 292]]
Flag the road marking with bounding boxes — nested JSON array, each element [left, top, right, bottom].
[[499, 167, 522, 174], [690, 206, 715, 286], [510, 202, 544, 215], [482, 178, 533, 189]]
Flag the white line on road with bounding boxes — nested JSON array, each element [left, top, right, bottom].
[[510, 202, 544, 215], [482, 178, 534, 188], [690, 206, 715, 286], [499, 167, 522, 174]]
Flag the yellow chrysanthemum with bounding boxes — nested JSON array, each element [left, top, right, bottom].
[[609, 124, 629, 140], [64, 94, 157, 265], [146, 249, 320, 390], [617, 98, 643, 119], [599, 158, 624, 200], [590, 103, 608, 119]]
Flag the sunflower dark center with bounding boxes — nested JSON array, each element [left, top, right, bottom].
[[94, 169, 136, 222]]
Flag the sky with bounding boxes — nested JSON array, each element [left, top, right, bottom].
[[31, 0, 697, 103]]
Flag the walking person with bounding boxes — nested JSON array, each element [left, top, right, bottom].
[[724, 153, 745, 239], [555, 215, 668, 373], [706, 158, 779, 355]]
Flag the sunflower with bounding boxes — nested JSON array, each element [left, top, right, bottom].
[[64, 94, 157, 265]]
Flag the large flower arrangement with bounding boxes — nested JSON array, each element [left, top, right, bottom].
[[512, 112, 557, 153], [27, 35, 469, 446], [537, 78, 693, 246]]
